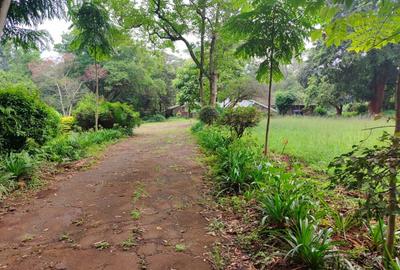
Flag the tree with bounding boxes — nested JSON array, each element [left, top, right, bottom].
[[29, 54, 87, 116], [108, 0, 244, 107], [320, 0, 400, 258], [69, 1, 114, 131], [0, 0, 65, 49], [299, 42, 399, 115], [174, 63, 200, 116], [227, 0, 314, 155]]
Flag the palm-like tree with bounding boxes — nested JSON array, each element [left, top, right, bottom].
[[69, 1, 114, 131], [0, 0, 66, 49]]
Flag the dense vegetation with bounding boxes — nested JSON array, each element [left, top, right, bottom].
[[0, 0, 400, 269]]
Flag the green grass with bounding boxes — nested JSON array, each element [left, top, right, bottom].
[[253, 116, 394, 168]]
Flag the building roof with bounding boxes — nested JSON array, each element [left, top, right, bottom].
[[220, 99, 277, 112]]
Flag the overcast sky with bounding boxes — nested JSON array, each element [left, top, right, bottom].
[[39, 18, 190, 59]]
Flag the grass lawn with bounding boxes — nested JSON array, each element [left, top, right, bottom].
[[253, 116, 394, 168]]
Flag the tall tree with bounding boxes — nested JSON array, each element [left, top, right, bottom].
[[227, 0, 314, 155], [69, 1, 114, 130]]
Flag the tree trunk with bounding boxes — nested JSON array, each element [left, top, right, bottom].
[[209, 32, 218, 107], [369, 71, 388, 115], [264, 8, 276, 156], [199, 3, 206, 106], [386, 69, 400, 258], [335, 105, 343, 116], [56, 83, 66, 116], [264, 51, 274, 155], [209, 5, 219, 108], [0, 0, 11, 39], [386, 174, 397, 257], [94, 59, 99, 131], [395, 69, 400, 136]]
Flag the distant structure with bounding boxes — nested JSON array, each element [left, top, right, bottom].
[[165, 104, 190, 118], [220, 98, 277, 113]]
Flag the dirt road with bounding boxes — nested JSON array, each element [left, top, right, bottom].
[[0, 120, 217, 270]]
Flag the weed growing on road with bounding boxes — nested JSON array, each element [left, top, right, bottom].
[[93, 240, 110, 250], [131, 209, 141, 220], [175, 243, 186, 252]]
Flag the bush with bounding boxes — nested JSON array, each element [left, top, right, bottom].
[[314, 106, 328, 116], [196, 126, 231, 152], [1, 152, 35, 181], [220, 107, 261, 138], [285, 218, 333, 269], [0, 85, 61, 153], [73, 94, 140, 132], [199, 106, 219, 125], [143, 114, 166, 122], [345, 102, 368, 115], [42, 129, 124, 162], [214, 136, 262, 194], [275, 91, 297, 115], [191, 121, 205, 133], [61, 116, 75, 133]]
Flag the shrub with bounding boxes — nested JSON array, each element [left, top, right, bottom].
[[73, 94, 140, 132], [143, 114, 166, 122], [345, 102, 368, 115], [0, 172, 16, 200], [196, 126, 231, 152], [61, 116, 75, 133], [256, 170, 315, 228], [275, 91, 297, 115], [0, 85, 61, 153], [285, 218, 333, 269], [1, 152, 35, 181], [191, 121, 205, 133], [219, 107, 261, 138], [214, 136, 262, 194], [199, 106, 219, 125], [42, 129, 124, 162], [314, 106, 328, 116]]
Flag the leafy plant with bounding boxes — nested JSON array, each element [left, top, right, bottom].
[[196, 126, 231, 152], [1, 152, 34, 181], [275, 91, 297, 115], [199, 106, 219, 125], [0, 85, 60, 153], [175, 243, 186, 252], [331, 210, 359, 240], [256, 171, 315, 228], [143, 114, 166, 122], [368, 219, 387, 251], [329, 132, 400, 255], [285, 218, 334, 269], [219, 106, 261, 138], [215, 137, 261, 194]]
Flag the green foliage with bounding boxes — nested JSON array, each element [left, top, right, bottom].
[[275, 91, 297, 115], [199, 106, 219, 125], [368, 219, 386, 251], [226, 0, 314, 81], [1, 152, 34, 181], [69, 1, 114, 61], [73, 94, 140, 131], [143, 114, 166, 123], [219, 107, 261, 138], [329, 132, 400, 218], [190, 122, 205, 133], [285, 218, 334, 269], [42, 129, 124, 163], [195, 126, 231, 153], [0, 173, 16, 200], [61, 116, 76, 133], [256, 172, 315, 228], [214, 137, 262, 194], [314, 106, 327, 116], [0, 84, 61, 153], [2, 0, 65, 49], [174, 63, 200, 112]]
